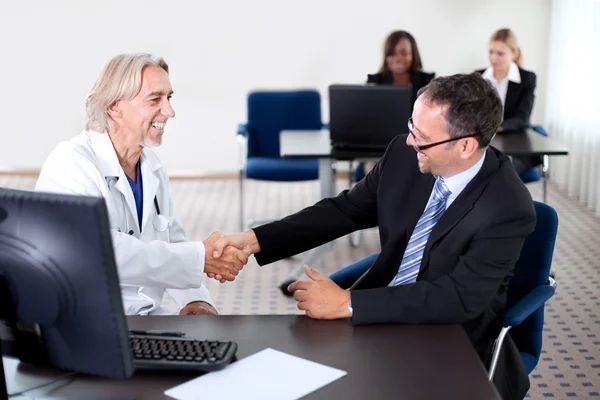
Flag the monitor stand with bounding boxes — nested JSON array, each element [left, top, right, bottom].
[[2, 332, 135, 399]]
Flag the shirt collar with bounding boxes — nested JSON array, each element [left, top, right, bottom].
[[507, 62, 522, 83], [442, 151, 486, 196], [86, 130, 162, 178], [482, 61, 521, 84]]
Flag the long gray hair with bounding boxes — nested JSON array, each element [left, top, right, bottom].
[[85, 53, 169, 132]]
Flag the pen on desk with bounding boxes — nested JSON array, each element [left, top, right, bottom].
[[129, 330, 186, 337]]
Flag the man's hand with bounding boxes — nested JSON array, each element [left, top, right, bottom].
[[206, 230, 261, 282], [287, 265, 352, 320], [203, 232, 250, 282], [179, 301, 218, 315], [213, 230, 261, 258]]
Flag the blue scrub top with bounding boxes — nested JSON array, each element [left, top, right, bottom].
[[125, 161, 144, 231]]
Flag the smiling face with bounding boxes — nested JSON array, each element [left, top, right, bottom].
[[386, 38, 413, 75], [406, 96, 454, 175], [112, 66, 175, 148]]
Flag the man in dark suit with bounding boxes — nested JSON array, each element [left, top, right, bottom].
[[213, 73, 534, 400]]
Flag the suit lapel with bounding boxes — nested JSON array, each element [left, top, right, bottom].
[[505, 82, 519, 115], [419, 148, 499, 274], [352, 172, 435, 290]]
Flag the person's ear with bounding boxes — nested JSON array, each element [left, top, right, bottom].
[[512, 48, 520, 62], [107, 101, 121, 119], [460, 137, 479, 159]]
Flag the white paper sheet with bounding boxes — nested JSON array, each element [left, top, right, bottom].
[[164, 348, 347, 400]]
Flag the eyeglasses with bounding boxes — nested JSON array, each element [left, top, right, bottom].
[[408, 117, 477, 153]]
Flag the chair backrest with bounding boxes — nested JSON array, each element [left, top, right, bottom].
[[507, 201, 559, 366], [246, 90, 323, 158]]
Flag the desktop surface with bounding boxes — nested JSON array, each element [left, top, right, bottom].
[[280, 129, 568, 159], [4, 315, 500, 400]]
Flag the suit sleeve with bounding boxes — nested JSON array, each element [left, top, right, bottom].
[[367, 73, 380, 84], [350, 200, 536, 325], [501, 72, 536, 132], [424, 72, 435, 84], [253, 136, 401, 266]]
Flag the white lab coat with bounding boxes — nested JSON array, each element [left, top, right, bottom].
[[35, 130, 213, 315]]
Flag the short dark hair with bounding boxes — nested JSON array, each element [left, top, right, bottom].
[[417, 73, 503, 148], [379, 31, 423, 75]]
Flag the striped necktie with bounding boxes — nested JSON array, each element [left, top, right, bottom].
[[390, 176, 452, 286]]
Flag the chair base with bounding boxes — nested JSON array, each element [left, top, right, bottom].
[[279, 279, 295, 297]]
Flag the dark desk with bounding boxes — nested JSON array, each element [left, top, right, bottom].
[[491, 131, 569, 157], [4, 315, 500, 400], [280, 129, 569, 202]]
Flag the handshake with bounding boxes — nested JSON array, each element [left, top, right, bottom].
[[202, 230, 261, 282]]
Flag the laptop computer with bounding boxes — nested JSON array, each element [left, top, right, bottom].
[[329, 84, 413, 150]]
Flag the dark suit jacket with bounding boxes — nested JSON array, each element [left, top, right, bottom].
[[367, 70, 435, 103], [476, 67, 537, 132], [253, 135, 535, 400]]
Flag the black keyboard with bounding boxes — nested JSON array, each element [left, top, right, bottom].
[[129, 335, 237, 372]]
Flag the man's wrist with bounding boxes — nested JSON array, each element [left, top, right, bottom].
[[245, 229, 261, 253], [345, 291, 353, 317]]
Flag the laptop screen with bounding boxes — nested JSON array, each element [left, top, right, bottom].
[[329, 84, 412, 149]]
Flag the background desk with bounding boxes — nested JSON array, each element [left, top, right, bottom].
[[4, 315, 500, 400], [280, 129, 569, 202]]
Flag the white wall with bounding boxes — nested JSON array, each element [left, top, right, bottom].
[[0, 0, 551, 175]]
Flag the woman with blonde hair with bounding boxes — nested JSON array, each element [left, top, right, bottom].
[[477, 28, 539, 173]]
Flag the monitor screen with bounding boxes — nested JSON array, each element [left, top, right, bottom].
[[0, 188, 134, 379]]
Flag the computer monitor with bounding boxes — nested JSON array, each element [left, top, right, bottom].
[[0, 188, 134, 380], [329, 84, 413, 150]]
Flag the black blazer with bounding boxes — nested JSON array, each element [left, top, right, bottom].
[[476, 67, 537, 132], [367, 70, 435, 103], [253, 135, 535, 400]]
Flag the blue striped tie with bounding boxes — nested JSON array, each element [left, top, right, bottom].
[[390, 177, 452, 286]]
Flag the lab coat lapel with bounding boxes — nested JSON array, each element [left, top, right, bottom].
[[113, 171, 139, 231], [88, 131, 139, 231], [140, 151, 160, 233]]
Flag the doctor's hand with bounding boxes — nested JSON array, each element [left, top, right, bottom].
[[179, 301, 218, 316], [207, 230, 261, 283], [288, 265, 352, 320], [203, 232, 250, 282], [207, 230, 261, 282]]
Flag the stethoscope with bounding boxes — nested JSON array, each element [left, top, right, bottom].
[[106, 177, 172, 234]]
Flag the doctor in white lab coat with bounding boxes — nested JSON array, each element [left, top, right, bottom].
[[35, 53, 248, 315]]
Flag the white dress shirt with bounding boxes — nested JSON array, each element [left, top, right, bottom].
[[482, 62, 522, 109], [425, 151, 487, 211]]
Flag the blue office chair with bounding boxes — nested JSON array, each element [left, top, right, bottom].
[[329, 201, 559, 380], [488, 201, 558, 379], [237, 90, 325, 230]]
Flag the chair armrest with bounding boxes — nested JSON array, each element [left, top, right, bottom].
[[501, 285, 555, 327], [237, 125, 248, 172], [237, 123, 249, 136], [530, 124, 549, 137]]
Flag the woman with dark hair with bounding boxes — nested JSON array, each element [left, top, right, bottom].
[[367, 30, 435, 102], [359, 31, 434, 177]]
